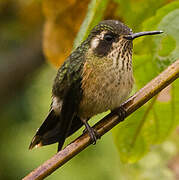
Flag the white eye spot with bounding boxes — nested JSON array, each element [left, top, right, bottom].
[[90, 31, 108, 50], [115, 21, 119, 25], [101, 31, 107, 39], [91, 37, 99, 49]]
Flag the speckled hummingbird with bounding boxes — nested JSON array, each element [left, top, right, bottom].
[[29, 20, 163, 151]]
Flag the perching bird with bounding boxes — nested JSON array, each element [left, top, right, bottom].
[[29, 20, 163, 151]]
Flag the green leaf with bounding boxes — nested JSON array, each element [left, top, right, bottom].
[[133, 54, 158, 88], [73, 0, 109, 49], [143, 1, 179, 71], [113, 106, 150, 163], [112, 1, 179, 163], [158, 35, 176, 57], [113, 80, 179, 163], [155, 9, 179, 71], [113, 0, 168, 31]]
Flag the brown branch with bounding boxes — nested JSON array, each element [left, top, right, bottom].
[[23, 60, 179, 180]]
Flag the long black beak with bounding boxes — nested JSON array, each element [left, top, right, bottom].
[[124, 30, 163, 40]]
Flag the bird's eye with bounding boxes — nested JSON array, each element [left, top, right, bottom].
[[104, 34, 114, 42]]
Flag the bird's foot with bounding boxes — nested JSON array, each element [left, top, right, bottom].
[[113, 106, 127, 122], [82, 121, 99, 144], [86, 127, 98, 144]]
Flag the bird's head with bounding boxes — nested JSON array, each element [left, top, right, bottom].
[[87, 20, 163, 59]]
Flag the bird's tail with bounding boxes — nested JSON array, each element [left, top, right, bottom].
[[29, 110, 63, 150]]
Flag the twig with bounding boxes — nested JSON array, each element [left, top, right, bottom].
[[23, 60, 179, 180]]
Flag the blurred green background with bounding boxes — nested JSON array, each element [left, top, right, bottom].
[[0, 0, 179, 179]]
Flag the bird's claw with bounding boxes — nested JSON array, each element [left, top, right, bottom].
[[83, 127, 98, 144], [113, 106, 126, 122]]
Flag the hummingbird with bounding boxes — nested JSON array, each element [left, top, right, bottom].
[[29, 20, 163, 151]]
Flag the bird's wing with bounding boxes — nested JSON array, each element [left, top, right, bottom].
[[29, 47, 86, 151], [56, 78, 82, 151], [67, 116, 83, 137]]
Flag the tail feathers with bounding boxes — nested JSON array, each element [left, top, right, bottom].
[[29, 135, 43, 149], [29, 110, 62, 150], [57, 116, 84, 151], [29, 111, 84, 151]]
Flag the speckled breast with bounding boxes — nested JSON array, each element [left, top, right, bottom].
[[78, 56, 134, 119]]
